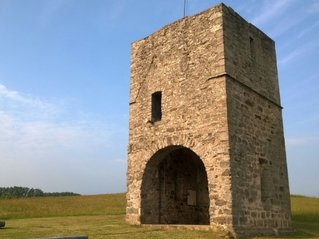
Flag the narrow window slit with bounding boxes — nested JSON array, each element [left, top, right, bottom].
[[151, 91, 162, 122]]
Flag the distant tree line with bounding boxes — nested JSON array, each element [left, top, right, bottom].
[[0, 186, 80, 199]]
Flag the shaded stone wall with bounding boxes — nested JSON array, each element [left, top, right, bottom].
[[226, 77, 291, 234], [222, 6, 280, 104], [127, 3, 292, 237], [222, 6, 292, 235]]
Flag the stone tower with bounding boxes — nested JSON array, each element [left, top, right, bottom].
[[126, 3, 292, 237]]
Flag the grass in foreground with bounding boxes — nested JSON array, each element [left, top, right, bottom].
[[289, 195, 319, 238], [0, 194, 318, 239], [0, 194, 125, 219]]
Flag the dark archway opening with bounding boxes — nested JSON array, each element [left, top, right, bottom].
[[141, 146, 210, 225]]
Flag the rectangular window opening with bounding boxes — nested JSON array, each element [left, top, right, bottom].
[[151, 91, 162, 122]]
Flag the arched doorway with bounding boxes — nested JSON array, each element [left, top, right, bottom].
[[141, 146, 210, 225]]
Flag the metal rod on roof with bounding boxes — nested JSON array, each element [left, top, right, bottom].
[[183, 0, 187, 17]]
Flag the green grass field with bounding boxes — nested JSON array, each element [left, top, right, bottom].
[[0, 194, 318, 239]]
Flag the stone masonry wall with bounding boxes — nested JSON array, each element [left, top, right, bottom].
[[127, 4, 234, 231], [222, 6, 280, 104], [221, 5, 292, 235], [226, 78, 291, 234], [127, 3, 292, 237]]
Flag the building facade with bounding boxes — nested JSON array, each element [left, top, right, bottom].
[[126, 3, 292, 237]]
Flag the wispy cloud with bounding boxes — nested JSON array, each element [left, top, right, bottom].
[[0, 83, 60, 121], [278, 48, 304, 65], [297, 21, 319, 39], [307, 1, 319, 14], [269, 16, 305, 38], [278, 40, 319, 65], [286, 137, 319, 147], [251, 0, 295, 26], [0, 84, 54, 110], [0, 83, 114, 153], [0, 83, 126, 193], [270, 2, 319, 39]]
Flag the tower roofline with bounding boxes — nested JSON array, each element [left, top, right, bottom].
[[132, 3, 274, 45]]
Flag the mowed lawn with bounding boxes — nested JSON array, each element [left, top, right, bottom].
[[0, 194, 318, 239]]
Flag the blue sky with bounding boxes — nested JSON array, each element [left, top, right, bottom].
[[0, 0, 318, 196]]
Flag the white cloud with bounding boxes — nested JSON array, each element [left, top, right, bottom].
[[0, 83, 60, 119], [0, 83, 113, 154], [0, 83, 126, 194], [0, 83, 39, 105]]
